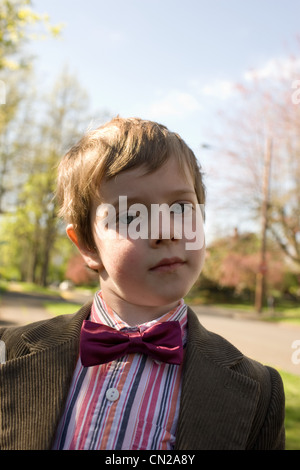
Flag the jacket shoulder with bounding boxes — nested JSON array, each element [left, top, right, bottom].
[[0, 301, 92, 361], [187, 307, 277, 381], [186, 307, 285, 449]]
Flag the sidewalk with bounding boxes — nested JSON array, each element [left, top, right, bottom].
[[0, 284, 94, 328], [0, 289, 60, 328]]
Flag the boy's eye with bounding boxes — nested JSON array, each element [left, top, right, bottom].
[[118, 211, 140, 225], [170, 203, 193, 214]]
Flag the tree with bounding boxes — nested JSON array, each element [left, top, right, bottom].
[[24, 69, 90, 286], [0, 69, 95, 286], [0, 3, 109, 286], [34, 70, 91, 286], [208, 51, 300, 307], [203, 230, 287, 302], [0, 0, 62, 72], [0, 0, 62, 212], [0, 66, 35, 212]]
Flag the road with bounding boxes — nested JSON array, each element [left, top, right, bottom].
[[0, 289, 56, 327], [192, 305, 300, 376], [1, 289, 300, 376]]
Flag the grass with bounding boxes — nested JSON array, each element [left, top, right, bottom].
[[280, 370, 300, 450], [6, 281, 62, 298], [213, 302, 300, 325], [43, 301, 82, 316], [186, 290, 300, 325]]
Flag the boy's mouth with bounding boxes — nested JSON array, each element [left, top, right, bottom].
[[150, 257, 185, 273]]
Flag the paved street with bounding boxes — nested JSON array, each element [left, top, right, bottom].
[[192, 305, 300, 376], [1, 289, 300, 376], [0, 290, 56, 327]]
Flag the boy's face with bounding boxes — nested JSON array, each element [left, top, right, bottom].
[[71, 156, 205, 324]]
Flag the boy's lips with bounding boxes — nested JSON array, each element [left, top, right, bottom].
[[150, 257, 185, 273]]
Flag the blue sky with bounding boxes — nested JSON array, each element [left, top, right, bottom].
[[29, 0, 300, 239]]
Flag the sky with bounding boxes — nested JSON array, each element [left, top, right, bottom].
[[28, 0, 300, 240]]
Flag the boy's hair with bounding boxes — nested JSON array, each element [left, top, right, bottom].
[[56, 116, 206, 250]]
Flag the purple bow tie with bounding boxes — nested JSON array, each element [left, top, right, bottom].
[[80, 320, 183, 367]]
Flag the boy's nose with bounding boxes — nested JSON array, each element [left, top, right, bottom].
[[149, 234, 179, 248], [148, 209, 181, 247]]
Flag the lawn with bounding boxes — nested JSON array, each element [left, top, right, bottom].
[[280, 370, 300, 450], [43, 301, 82, 315]]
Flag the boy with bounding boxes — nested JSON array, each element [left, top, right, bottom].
[[0, 117, 285, 450]]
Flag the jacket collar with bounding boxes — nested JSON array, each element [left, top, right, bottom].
[[21, 301, 91, 353]]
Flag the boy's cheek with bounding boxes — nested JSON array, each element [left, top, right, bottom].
[[97, 238, 139, 271], [199, 245, 206, 268]]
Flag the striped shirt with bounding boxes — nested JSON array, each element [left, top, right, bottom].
[[52, 291, 187, 450]]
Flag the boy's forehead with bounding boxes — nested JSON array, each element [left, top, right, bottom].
[[99, 156, 195, 203], [106, 152, 193, 184]]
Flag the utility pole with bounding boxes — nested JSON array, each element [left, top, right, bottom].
[[255, 137, 272, 313]]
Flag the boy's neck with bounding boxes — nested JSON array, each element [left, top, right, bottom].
[[100, 292, 181, 326]]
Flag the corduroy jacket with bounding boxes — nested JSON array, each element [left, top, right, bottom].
[[0, 303, 285, 450]]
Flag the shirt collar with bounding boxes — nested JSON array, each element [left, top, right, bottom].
[[90, 290, 188, 344]]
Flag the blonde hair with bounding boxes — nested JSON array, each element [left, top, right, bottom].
[[56, 116, 206, 249]]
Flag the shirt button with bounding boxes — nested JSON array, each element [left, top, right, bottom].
[[106, 387, 120, 402]]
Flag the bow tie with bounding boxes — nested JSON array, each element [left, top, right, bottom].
[[80, 320, 183, 367]]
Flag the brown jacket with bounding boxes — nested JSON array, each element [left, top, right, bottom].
[[0, 304, 285, 450]]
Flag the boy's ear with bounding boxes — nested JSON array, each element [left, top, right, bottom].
[[66, 224, 102, 271]]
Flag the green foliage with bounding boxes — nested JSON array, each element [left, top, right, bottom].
[[0, 67, 93, 286], [0, 1, 95, 287], [0, 0, 63, 71], [43, 301, 82, 316]]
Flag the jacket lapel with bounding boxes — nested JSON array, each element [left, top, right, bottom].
[[0, 303, 91, 450], [175, 309, 260, 450]]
